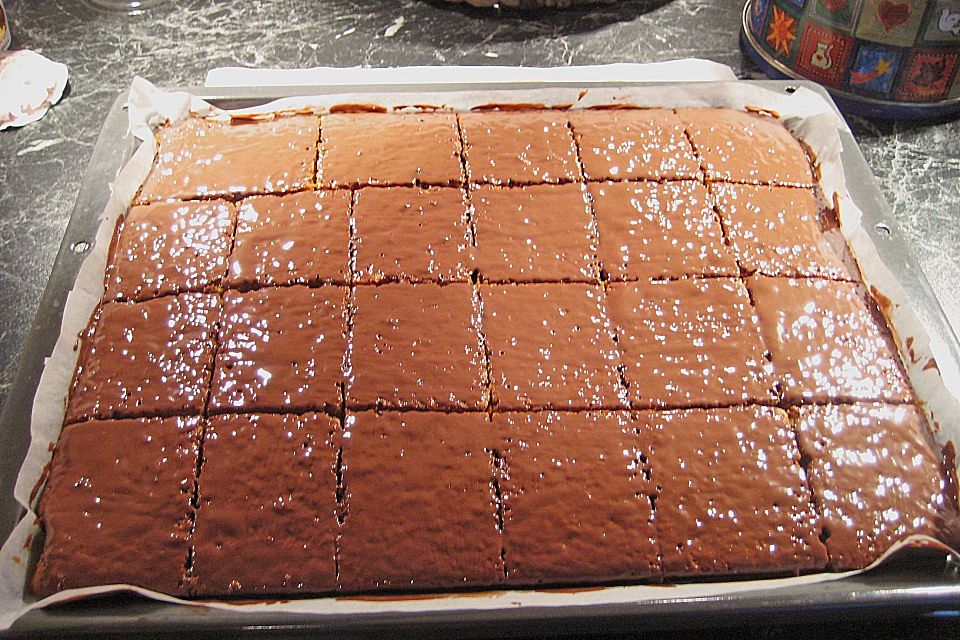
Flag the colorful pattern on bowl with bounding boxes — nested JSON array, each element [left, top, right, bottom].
[[745, 0, 960, 104]]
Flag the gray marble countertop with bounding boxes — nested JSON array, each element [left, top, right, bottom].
[[0, 0, 957, 412]]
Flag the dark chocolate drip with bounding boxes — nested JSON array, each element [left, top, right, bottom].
[[489, 449, 509, 580], [472, 283, 496, 417], [783, 406, 831, 568], [183, 289, 226, 588]]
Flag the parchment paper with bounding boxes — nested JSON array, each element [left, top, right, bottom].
[[1, 66, 958, 631], [203, 60, 738, 87]]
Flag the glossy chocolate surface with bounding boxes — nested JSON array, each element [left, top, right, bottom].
[[210, 285, 349, 414], [319, 112, 462, 187], [643, 406, 828, 576], [796, 403, 960, 569], [338, 411, 503, 591], [139, 115, 318, 202], [678, 109, 814, 186], [590, 180, 737, 280], [607, 278, 776, 408], [353, 186, 473, 283], [36, 105, 957, 598], [568, 108, 698, 181], [497, 411, 659, 584], [473, 183, 596, 282], [712, 184, 852, 279], [65, 293, 219, 424], [228, 190, 351, 289], [749, 276, 912, 403], [349, 282, 486, 410], [32, 416, 199, 597], [106, 199, 236, 302], [481, 283, 624, 410], [460, 111, 579, 185], [192, 412, 340, 595]]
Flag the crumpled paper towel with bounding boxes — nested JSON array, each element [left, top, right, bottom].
[[0, 49, 68, 130]]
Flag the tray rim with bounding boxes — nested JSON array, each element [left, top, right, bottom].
[[1, 78, 958, 637]]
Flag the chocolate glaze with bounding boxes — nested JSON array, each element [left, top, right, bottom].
[[328, 104, 388, 114], [139, 115, 318, 203], [65, 293, 219, 424], [353, 186, 473, 283], [469, 103, 551, 112], [641, 406, 828, 576], [581, 104, 650, 111], [338, 411, 503, 591], [905, 336, 920, 365], [210, 285, 349, 414], [192, 412, 340, 595], [28, 461, 51, 507], [31, 416, 200, 597], [796, 403, 960, 570], [390, 105, 447, 112], [711, 184, 853, 280], [870, 285, 895, 315], [105, 199, 237, 302], [481, 283, 625, 410], [459, 111, 579, 185], [677, 109, 814, 187], [339, 590, 501, 601], [748, 276, 912, 403], [496, 411, 659, 584], [228, 190, 352, 289], [349, 283, 486, 410], [473, 183, 596, 283], [319, 113, 462, 188], [40, 105, 960, 598], [590, 180, 738, 280], [606, 278, 776, 408], [568, 109, 699, 181]]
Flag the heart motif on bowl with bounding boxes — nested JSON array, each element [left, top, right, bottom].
[[877, 0, 911, 31]]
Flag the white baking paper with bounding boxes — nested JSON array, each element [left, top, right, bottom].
[[1, 69, 958, 631], [204, 60, 738, 88]]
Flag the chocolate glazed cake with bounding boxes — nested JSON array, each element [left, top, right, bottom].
[[30, 106, 960, 599]]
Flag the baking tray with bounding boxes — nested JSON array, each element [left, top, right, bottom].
[[0, 79, 958, 637]]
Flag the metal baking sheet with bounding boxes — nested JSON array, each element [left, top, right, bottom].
[[0, 79, 958, 637]]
